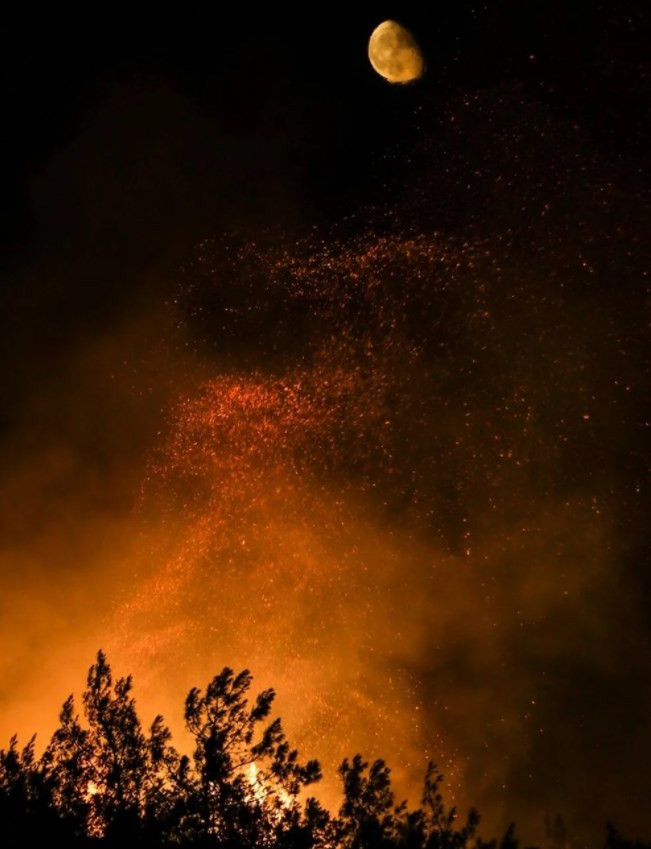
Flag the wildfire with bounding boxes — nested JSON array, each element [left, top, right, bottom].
[[0, 222, 623, 841], [109, 231, 499, 810]]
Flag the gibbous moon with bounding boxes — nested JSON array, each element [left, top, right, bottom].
[[368, 20, 424, 84]]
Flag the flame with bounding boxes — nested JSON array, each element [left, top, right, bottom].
[[245, 761, 292, 811]]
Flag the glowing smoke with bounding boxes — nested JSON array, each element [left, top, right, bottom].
[[0, 81, 648, 847]]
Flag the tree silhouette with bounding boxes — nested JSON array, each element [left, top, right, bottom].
[[182, 665, 321, 846], [42, 650, 180, 843], [419, 762, 480, 849], [1, 651, 649, 849], [338, 755, 399, 848], [605, 823, 651, 849], [0, 734, 70, 847]]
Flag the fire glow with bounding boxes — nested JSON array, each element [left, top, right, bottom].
[[0, 227, 636, 840]]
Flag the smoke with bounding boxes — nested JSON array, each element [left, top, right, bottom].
[[0, 64, 310, 735], [100, 226, 650, 840], [0, 73, 649, 848]]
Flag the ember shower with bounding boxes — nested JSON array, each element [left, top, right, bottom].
[[0, 4, 649, 844], [0, 95, 648, 846], [94, 216, 645, 840]]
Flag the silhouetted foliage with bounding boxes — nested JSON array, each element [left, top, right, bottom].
[[0, 652, 649, 849], [605, 823, 651, 849]]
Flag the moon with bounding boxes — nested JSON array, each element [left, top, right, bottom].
[[368, 20, 424, 84]]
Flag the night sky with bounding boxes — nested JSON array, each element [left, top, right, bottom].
[[1, 4, 650, 845]]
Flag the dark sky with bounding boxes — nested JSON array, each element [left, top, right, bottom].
[[1, 4, 648, 349], [0, 3, 647, 417], [0, 3, 650, 845]]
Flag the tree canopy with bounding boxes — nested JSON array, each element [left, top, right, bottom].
[[0, 652, 647, 849]]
